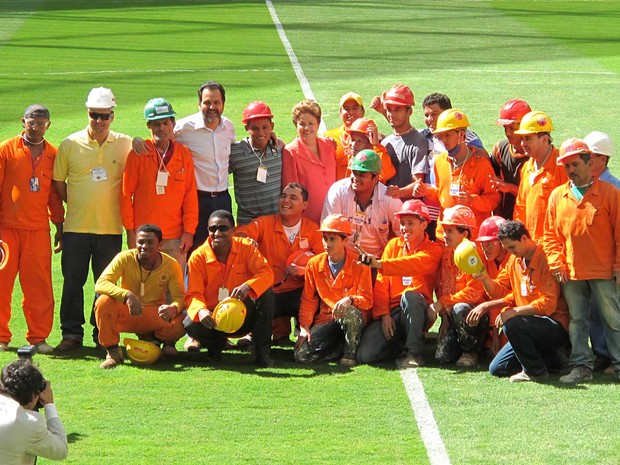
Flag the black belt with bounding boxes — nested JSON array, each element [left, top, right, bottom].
[[198, 190, 228, 198]]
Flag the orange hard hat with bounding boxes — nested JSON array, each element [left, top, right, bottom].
[[0, 240, 9, 270], [242, 101, 274, 124], [285, 249, 315, 269], [439, 205, 476, 230], [382, 84, 414, 107], [496, 99, 532, 126], [395, 199, 431, 223], [346, 117, 375, 136], [319, 214, 353, 236], [557, 137, 591, 165], [475, 216, 507, 242]]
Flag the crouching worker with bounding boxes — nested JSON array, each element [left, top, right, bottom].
[[474, 220, 569, 382], [184, 210, 275, 367], [94, 224, 186, 369], [356, 200, 442, 367], [295, 214, 373, 367]]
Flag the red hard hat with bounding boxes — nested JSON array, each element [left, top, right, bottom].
[[496, 99, 532, 126], [319, 214, 353, 236], [475, 216, 507, 242], [395, 200, 431, 223], [285, 249, 315, 269], [557, 137, 591, 165], [241, 101, 274, 124], [439, 205, 476, 230], [382, 85, 414, 107]]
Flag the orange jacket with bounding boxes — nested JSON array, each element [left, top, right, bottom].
[[514, 147, 567, 243], [436, 246, 486, 307], [485, 245, 569, 330], [373, 236, 442, 319], [428, 151, 500, 239], [299, 247, 373, 328], [0, 135, 64, 229], [185, 236, 274, 321], [236, 214, 323, 293], [543, 179, 620, 280], [120, 140, 198, 239]]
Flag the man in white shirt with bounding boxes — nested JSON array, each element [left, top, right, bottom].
[[0, 359, 68, 465], [174, 81, 237, 252]]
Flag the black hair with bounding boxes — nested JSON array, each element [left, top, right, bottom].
[[456, 225, 472, 239], [497, 220, 530, 241], [137, 224, 163, 242], [197, 81, 226, 103], [209, 210, 235, 228], [422, 93, 452, 110], [283, 182, 309, 201], [0, 359, 45, 406]]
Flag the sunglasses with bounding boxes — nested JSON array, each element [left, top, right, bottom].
[[89, 111, 113, 121], [208, 225, 231, 233]]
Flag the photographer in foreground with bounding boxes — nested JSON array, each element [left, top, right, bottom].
[[0, 359, 68, 464]]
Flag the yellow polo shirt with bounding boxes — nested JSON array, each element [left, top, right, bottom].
[[53, 128, 132, 234]]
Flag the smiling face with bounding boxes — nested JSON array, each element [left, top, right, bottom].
[[423, 103, 443, 131], [200, 87, 224, 126], [208, 215, 235, 251], [350, 170, 377, 196], [350, 131, 371, 154], [399, 215, 427, 244], [88, 108, 114, 140], [136, 231, 162, 263], [246, 117, 274, 151], [22, 116, 50, 143], [278, 185, 307, 221], [296, 111, 319, 143], [443, 225, 469, 249], [520, 133, 548, 159], [340, 99, 364, 128]]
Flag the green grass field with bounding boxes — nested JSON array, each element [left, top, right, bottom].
[[1, 1, 620, 464]]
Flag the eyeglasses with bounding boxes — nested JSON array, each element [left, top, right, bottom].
[[88, 111, 114, 121], [24, 120, 49, 129], [208, 225, 231, 233]]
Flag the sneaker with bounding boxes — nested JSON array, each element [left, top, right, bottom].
[[100, 347, 124, 369], [559, 366, 593, 383], [34, 341, 54, 354], [55, 338, 83, 352], [603, 365, 616, 375], [509, 370, 549, 383], [184, 337, 201, 352], [339, 357, 357, 367], [456, 352, 478, 367], [401, 353, 424, 369], [0, 342, 8, 352], [162, 344, 179, 357], [236, 334, 253, 348]]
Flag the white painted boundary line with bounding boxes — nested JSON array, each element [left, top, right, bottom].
[[265, 0, 327, 134], [400, 368, 452, 465]]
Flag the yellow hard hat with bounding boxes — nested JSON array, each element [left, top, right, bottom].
[[432, 109, 470, 134], [213, 298, 247, 334], [514, 110, 554, 135], [0, 240, 9, 270], [454, 239, 485, 275], [123, 338, 161, 366]]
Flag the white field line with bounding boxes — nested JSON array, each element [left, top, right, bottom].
[[265, 0, 327, 134], [400, 368, 452, 465]]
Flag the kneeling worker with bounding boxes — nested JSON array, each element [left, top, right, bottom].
[[94, 224, 186, 369]]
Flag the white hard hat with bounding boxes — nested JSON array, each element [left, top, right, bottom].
[[85, 87, 117, 109], [584, 131, 613, 157]]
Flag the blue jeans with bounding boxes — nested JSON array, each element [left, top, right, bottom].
[[489, 315, 569, 377], [562, 279, 620, 371], [59, 232, 121, 341]]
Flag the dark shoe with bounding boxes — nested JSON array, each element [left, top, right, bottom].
[[256, 355, 275, 368], [594, 355, 612, 372], [339, 357, 356, 367], [560, 366, 593, 383], [206, 350, 222, 363], [236, 334, 253, 349], [162, 343, 179, 357], [400, 352, 425, 369], [184, 337, 201, 352], [55, 338, 83, 352]]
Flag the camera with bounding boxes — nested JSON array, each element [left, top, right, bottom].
[[17, 345, 38, 359]]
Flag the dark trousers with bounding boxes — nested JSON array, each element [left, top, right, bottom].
[[191, 190, 232, 254], [274, 288, 303, 320], [435, 303, 489, 363], [59, 232, 122, 341], [184, 289, 274, 359], [489, 315, 569, 377]]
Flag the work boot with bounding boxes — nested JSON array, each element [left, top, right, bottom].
[[100, 346, 124, 369], [401, 352, 425, 369], [456, 352, 478, 367], [34, 341, 54, 354], [55, 338, 83, 352], [559, 366, 593, 383], [162, 343, 179, 357]]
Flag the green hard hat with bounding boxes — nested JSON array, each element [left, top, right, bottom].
[[349, 149, 382, 173], [144, 97, 176, 121]]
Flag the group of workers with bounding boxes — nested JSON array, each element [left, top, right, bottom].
[[1, 81, 619, 384]]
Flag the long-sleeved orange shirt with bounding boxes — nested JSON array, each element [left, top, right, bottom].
[[185, 236, 274, 321], [514, 147, 567, 243], [120, 140, 198, 240], [299, 247, 373, 328], [236, 214, 323, 294], [373, 236, 442, 319], [436, 246, 486, 307], [428, 151, 500, 240], [0, 135, 64, 229], [485, 245, 569, 330], [543, 178, 620, 280]]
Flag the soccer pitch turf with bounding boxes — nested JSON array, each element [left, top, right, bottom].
[[1, 1, 620, 464]]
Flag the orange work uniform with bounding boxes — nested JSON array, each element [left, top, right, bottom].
[[428, 151, 500, 240], [0, 135, 64, 344], [185, 237, 274, 321], [120, 140, 198, 240], [436, 247, 486, 307], [514, 147, 567, 243], [299, 248, 373, 329], [94, 250, 186, 347], [544, 178, 620, 280], [373, 236, 442, 319]]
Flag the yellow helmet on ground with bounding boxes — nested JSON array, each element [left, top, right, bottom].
[[454, 239, 485, 275], [432, 109, 470, 134], [123, 338, 161, 366], [213, 298, 247, 334]]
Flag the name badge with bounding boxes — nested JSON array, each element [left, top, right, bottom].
[[520, 276, 529, 296], [353, 212, 366, 225], [256, 165, 268, 183], [90, 167, 108, 182], [156, 171, 169, 187], [218, 287, 229, 302], [156, 186, 165, 195], [402, 276, 412, 286], [450, 183, 460, 196], [299, 237, 309, 249], [30, 177, 40, 192]]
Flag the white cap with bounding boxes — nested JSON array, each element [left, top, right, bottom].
[[85, 87, 117, 109], [584, 131, 613, 157]]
